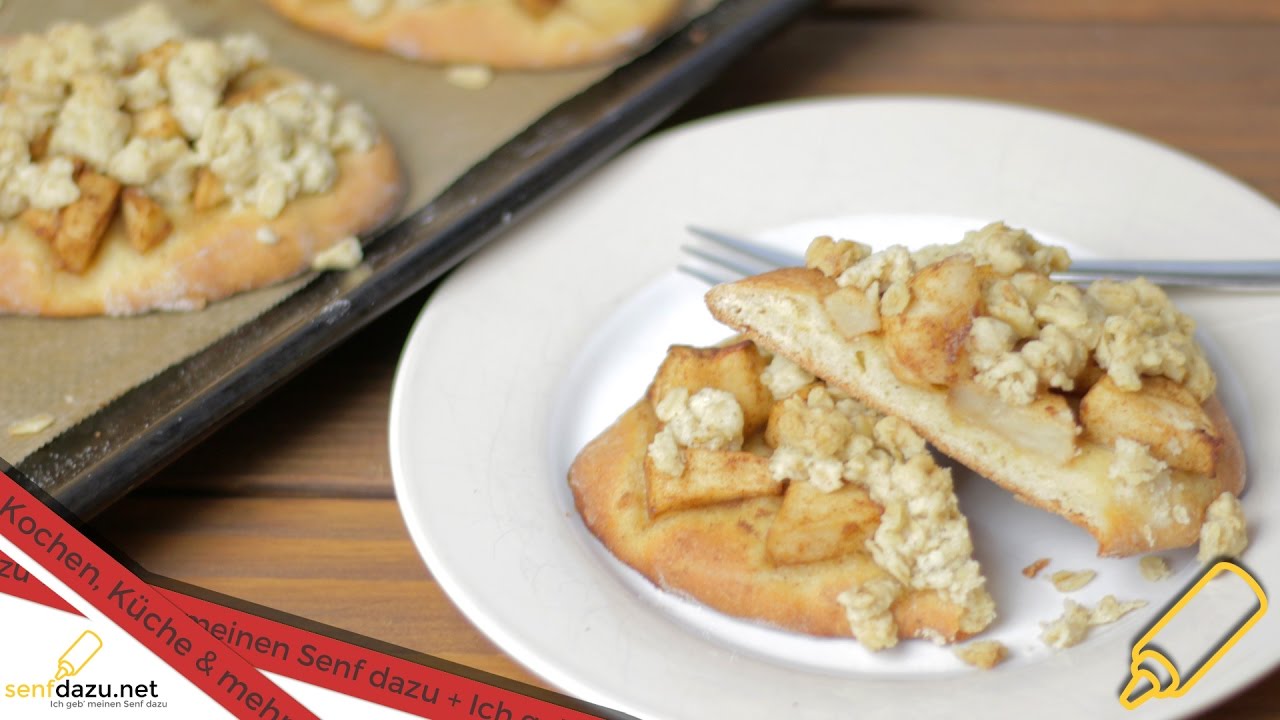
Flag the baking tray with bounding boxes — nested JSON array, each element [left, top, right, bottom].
[[12, 0, 817, 517]]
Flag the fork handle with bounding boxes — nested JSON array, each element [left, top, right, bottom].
[[685, 225, 1280, 289], [1061, 259, 1280, 289], [1054, 271, 1280, 289], [1070, 258, 1280, 278]]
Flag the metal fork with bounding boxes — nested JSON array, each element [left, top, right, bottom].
[[680, 225, 1280, 290]]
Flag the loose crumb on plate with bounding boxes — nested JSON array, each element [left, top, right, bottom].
[[1091, 595, 1148, 625], [1022, 558, 1050, 578], [954, 640, 1008, 670], [1040, 595, 1148, 649], [1041, 600, 1090, 649], [1050, 569, 1096, 593], [7, 413, 55, 437], [1139, 555, 1171, 582]]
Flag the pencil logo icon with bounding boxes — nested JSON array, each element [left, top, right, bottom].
[[54, 630, 103, 681], [1120, 561, 1266, 710]]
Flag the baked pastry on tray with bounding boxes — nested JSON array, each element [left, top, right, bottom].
[[707, 222, 1246, 557], [0, 3, 403, 316], [261, 0, 683, 69], [569, 339, 996, 649]]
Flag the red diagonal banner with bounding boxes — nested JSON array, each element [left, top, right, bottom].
[[0, 467, 630, 720], [0, 469, 316, 719], [160, 589, 612, 720]]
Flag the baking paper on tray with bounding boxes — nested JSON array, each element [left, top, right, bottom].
[[0, 0, 706, 462]]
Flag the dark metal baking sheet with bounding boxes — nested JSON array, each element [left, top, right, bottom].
[[17, 0, 818, 517]]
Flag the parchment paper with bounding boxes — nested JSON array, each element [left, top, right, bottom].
[[0, 0, 701, 462]]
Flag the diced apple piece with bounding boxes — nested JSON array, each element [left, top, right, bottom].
[[192, 168, 228, 211], [950, 380, 1079, 463], [135, 40, 180, 73], [1080, 376, 1220, 475], [121, 188, 173, 252], [645, 448, 782, 517], [133, 105, 183, 140], [824, 286, 881, 338], [882, 254, 980, 386], [766, 480, 882, 565], [650, 342, 772, 434], [53, 170, 121, 274], [225, 77, 287, 107]]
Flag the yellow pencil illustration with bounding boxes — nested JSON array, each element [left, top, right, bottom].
[[1120, 561, 1266, 710], [55, 630, 103, 681]]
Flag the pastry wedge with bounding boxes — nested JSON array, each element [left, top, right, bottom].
[[569, 339, 996, 648], [706, 223, 1246, 557]]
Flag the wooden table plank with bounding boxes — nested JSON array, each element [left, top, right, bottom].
[[676, 20, 1280, 199], [822, 0, 1280, 23], [91, 496, 548, 688]]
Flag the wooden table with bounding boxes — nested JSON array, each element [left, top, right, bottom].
[[90, 1, 1280, 716]]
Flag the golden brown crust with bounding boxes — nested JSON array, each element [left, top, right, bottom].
[[706, 267, 1247, 558], [1207, 394, 1247, 498], [0, 67, 404, 317], [0, 139, 400, 316], [569, 397, 977, 641], [262, 0, 683, 69]]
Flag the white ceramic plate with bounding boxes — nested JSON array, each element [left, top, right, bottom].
[[389, 97, 1280, 719]]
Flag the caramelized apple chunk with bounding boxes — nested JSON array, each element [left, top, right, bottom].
[[1081, 376, 1220, 475], [882, 254, 981, 386], [650, 342, 773, 434]]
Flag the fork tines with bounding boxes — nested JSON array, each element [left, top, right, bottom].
[[680, 225, 800, 285]]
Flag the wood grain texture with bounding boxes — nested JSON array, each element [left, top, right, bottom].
[[91, 496, 543, 687], [674, 20, 1280, 201], [87, 10, 1280, 717], [822, 0, 1280, 22]]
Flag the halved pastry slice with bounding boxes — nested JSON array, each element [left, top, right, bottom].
[[569, 339, 996, 648], [706, 223, 1246, 557]]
